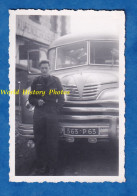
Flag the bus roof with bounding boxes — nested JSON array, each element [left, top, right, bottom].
[[49, 33, 119, 49]]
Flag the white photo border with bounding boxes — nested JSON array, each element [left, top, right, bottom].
[[9, 9, 125, 183]]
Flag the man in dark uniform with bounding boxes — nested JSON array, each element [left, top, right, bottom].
[[29, 60, 64, 175]]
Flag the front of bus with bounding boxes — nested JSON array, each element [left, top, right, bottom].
[[48, 34, 119, 144]]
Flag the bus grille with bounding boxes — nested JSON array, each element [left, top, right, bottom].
[[65, 84, 100, 101]]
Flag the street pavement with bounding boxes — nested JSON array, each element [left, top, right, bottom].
[[16, 135, 118, 176]]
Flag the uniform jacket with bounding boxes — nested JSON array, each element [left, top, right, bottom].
[[29, 75, 64, 119]]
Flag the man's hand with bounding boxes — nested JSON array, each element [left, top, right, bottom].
[[38, 99, 45, 106]]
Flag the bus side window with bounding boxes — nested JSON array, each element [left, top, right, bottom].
[[90, 41, 119, 65]]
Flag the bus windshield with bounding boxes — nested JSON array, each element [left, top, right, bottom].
[[56, 41, 87, 69]]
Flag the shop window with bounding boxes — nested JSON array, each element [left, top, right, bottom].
[[19, 45, 28, 60]]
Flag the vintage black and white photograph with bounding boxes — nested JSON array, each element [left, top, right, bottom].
[[9, 10, 125, 182]]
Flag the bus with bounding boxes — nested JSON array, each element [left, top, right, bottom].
[[18, 33, 119, 146]]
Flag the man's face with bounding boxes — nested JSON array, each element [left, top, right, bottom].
[[39, 63, 50, 76]]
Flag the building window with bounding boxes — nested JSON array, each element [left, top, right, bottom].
[[29, 15, 41, 24], [50, 16, 58, 33], [61, 16, 66, 36]]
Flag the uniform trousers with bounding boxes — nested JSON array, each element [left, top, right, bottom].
[[33, 114, 59, 170]]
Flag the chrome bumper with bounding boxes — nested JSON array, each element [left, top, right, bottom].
[[18, 100, 119, 142], [59, 116, 119, 139], [18, 116, 118, 140]]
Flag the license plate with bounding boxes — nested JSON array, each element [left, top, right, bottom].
[[65, 128, 99, 135]]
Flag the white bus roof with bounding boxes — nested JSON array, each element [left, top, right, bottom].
[[49, 33, 119, 49]]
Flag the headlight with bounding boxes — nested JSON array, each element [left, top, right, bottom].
[[97, 88, 119, 100]]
